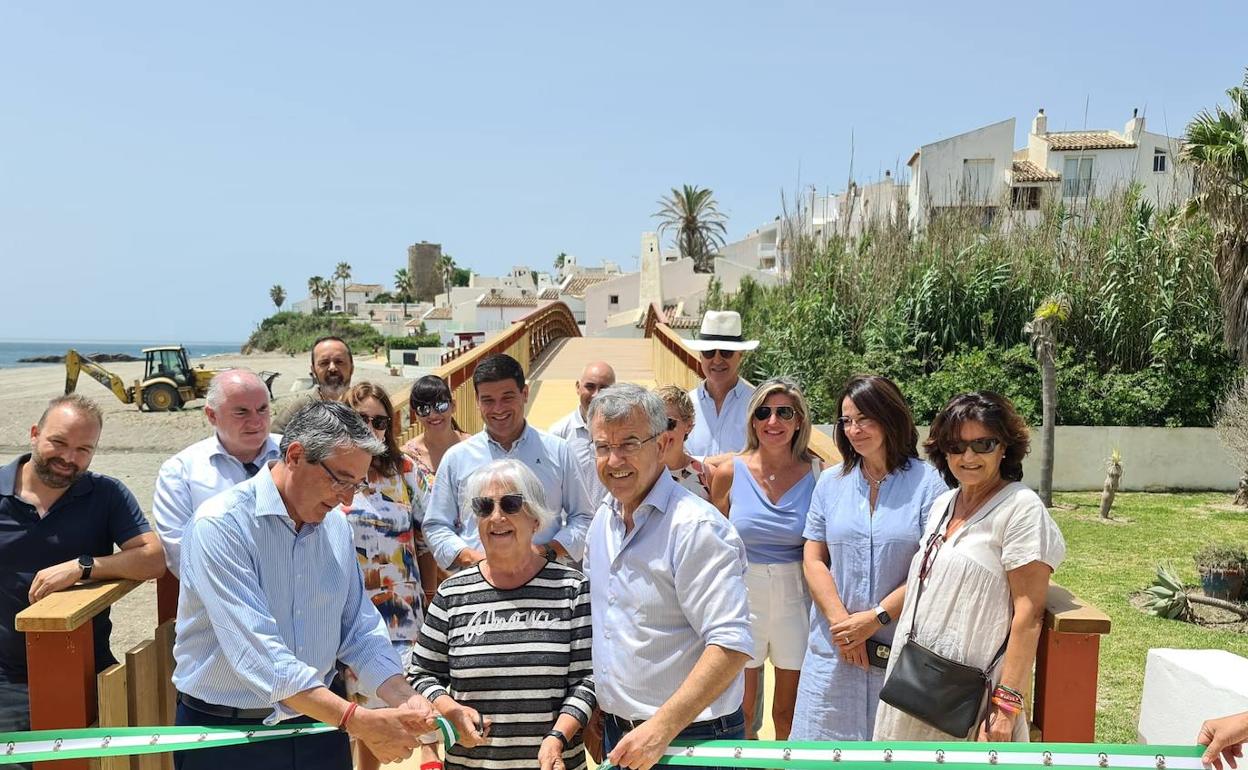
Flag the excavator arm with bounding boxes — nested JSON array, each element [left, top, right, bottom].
[[65, 349, 135, 404]]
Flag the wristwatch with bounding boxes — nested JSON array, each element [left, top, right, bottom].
[[78, 555, 95, 581], [543, 544, 558, 562], [874, 604, 891, 626], [546, 730, 568, 750]]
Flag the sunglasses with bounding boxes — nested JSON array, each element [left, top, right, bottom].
[[665, 417, 677, 431], [358, 413, 391, 431], [414, 400, 452, 418], [942, 437, 1002, 455], [753, 405, 796, 422], [919, 530, 945, 581], [470, 493, 525, 517], [700, 349, 738, 360]]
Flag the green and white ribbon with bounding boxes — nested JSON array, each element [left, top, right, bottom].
[[0, 716, 458, 765], [598, 740, 1208, 770]]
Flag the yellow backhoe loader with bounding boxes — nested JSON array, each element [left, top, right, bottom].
[[64, 347, 279, 412]]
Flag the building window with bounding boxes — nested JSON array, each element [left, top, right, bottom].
[[962, 159, 994, 203], [1011, 186, 1042, 210], [608, 294, 619, 306], [1062, 157, 1094, 197], [1153, 148, 1168, 173]]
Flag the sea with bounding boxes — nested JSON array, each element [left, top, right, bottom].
[[0, 340, 243, 369]]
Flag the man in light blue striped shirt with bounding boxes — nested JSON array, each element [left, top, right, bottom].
[[423, 354, 593, 570], [584, 384, 752, 770], [172, 401, 435, 770]]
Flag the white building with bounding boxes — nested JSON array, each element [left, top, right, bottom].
[[907, 108, 1192, 229]]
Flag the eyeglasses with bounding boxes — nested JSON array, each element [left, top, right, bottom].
[[919, 530, 945, 581], [357, 413, 391, 431], [665, 417, 677, 431], [413, 401, 452, 418], [753, 405, 796, 422], [317, 462, 369, 494], [837, 415, 876, 431], [700, 349, 738, 360], [942, 437, 1002, 455], [470, 493, 525, 517], [593, 432, 662, 457]]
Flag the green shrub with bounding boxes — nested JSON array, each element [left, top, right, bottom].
[[385, 334, 441, 351], [244, 312, 384, 355]]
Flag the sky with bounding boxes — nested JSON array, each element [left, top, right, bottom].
[[2, 1, 1246, 343]]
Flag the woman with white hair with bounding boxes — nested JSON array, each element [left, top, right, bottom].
[[406, 459, 595, 770]]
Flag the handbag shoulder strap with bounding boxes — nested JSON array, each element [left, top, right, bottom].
[[904, 496, 956, 637]]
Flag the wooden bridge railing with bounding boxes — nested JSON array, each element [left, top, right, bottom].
[[398, 302, 581, 442]]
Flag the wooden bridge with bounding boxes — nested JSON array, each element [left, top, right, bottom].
[[15, 303, 1110, 769]]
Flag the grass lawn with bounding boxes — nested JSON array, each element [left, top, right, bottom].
[[1048, 491, 1248, 743]]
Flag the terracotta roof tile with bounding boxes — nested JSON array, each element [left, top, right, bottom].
[[423, 306, 453, 320], [1012, 160, 1061, 183], [539, 287, 561, 300], [668, 314, 704, 329], [1043, 132, 1136, 151], [477, 292, 540, 308], [563, 274, 615, 298]]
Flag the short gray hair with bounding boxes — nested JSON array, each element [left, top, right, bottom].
[[279, 401, 385, 462], [460, 459, 556, 532], [587, 383, 668, 436], [205, 369, 269, 410]]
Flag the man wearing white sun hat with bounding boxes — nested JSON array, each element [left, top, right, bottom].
[[683, 310, 759, 457]]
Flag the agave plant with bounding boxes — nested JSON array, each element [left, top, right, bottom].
[[1143, 564, 1248, 620]]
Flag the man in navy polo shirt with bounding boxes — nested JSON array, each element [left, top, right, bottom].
[[0, 394, 165, 754]]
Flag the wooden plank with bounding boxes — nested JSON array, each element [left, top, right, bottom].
[[125, 640, 163, 770], [155, 574, 179, 625], [1033, 626, 1102, 741], [28, 623, 96, 770], [97, 663, 130, 770], [154, 620, 177, 770], [1045, 582, 1112, 634], [16, 580, 142, 633]]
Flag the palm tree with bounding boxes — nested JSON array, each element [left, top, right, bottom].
[[438, 254, 456, 299], [269, 284, 286, 312], [1024, 295, 1069, 507], [394, 268, 412, 318], [554, 252, 567, 270], [333, 262, 352, 313], [307, 275, 327, 313], [1183, 69, 1248, 362], [653, 185, 728, 273]]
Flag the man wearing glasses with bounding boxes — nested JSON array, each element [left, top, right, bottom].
[[422, 354, 594, 571], [549, 360, 616, 507], [684, 311, 759, 458], [584, 383, 752, 770], [172, 401, 436, 770], [153, 369, 281, 577]]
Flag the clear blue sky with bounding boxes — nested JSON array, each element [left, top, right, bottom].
[[2, 1, 1245, 343]]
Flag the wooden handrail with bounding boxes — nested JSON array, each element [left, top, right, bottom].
[[1045, 582, 1111, 634], [16, 579, 141, 632]]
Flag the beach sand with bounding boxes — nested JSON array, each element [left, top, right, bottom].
[[0, 352, 414, 663]]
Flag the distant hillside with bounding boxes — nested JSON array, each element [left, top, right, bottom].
[[243, 312, 384, 355]]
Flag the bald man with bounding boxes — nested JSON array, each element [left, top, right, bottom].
[[153, 369, 281, 576], [549, 361, 616, 508]]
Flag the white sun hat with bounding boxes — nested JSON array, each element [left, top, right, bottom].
[[683, 310, 760, 352]]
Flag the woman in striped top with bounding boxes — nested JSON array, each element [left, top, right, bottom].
[[407, 459, 595, 770]]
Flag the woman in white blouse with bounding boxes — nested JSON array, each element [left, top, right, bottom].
[[873, 391, 1066, 742]]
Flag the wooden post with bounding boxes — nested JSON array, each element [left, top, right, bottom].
[[126, 640, 163, 770], [26, 624, 94, 770], [97, 663, 130, 770], [1033, 583, 1112, 742], [155, 573, 179, 625]]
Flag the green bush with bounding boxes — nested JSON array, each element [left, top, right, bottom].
[[244, 312, 385, 355], [385, 334, 441, 351]]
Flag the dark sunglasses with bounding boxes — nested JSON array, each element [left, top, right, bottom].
[[919, 530, 945, 581], [414, 400, 452, 418], [358, 413, 391, 431], [942, 437, 1002, 455], [753, 405, 796, 422], [665, 417, 677, 431], [470, 493, 525, 517], [700, 349, 738, 360]]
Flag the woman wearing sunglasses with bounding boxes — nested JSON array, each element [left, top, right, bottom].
[[402, 374, 471, 489], [709, 377, 820, 740], [340, 382, 440, 770], [873, 391, 1065, 742], [407, 459, 595, 770], [655, 385, 712, 500], [791, 375, 947, 741]]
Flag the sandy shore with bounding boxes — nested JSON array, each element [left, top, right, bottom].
[[0, 352, 414, 662]]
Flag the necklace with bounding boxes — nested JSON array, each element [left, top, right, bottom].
[[862, 465, 887, 488]]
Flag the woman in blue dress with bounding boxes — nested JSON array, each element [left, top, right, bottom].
[[790, 375, 948, 741]]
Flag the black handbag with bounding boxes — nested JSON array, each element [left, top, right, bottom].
[[878, 498, 1010, 737]]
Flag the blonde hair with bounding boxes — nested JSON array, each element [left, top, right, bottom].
[[743, 377, 813, 462], [655, 385, 695, 426]]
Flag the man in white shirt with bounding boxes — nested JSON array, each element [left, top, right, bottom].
[[153, 369, 281, 576], [684, 311, 758, 458], [549, 360, 615, 508], [423, 354, 593, 570], [585, 383, 752, 770]]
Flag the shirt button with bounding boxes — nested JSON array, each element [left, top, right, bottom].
[[604, 630, 611, 639]]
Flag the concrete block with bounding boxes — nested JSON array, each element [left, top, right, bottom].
[[1138, 648, 1248, 744]]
